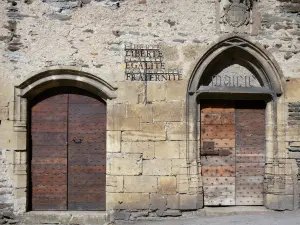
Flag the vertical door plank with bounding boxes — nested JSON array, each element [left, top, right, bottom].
[[201, 100, 236, 206], [235, 101, 265, 206], [67, 94, 106, 210], [31, 94, 68, 210]]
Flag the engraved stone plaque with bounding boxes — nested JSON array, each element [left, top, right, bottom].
[[208, 64, 261, 88], [217, 0, 259, 34]]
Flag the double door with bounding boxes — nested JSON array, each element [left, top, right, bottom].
[[30, 91, 106, 210], [201, 100, 265, 206]]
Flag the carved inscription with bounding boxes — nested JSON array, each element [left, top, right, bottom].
[[209, 74, 259, 87], [125, 44, 182, 81]]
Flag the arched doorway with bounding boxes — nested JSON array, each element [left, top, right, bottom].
[[29, 87, 106, 210], [186, 35, 285, 208], [200, 99, 266, 206], [12, 69, 117, 212]]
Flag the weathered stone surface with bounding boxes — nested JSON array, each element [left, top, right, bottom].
[[147, 83, 166, 102], [108, 154, 142, 176], [150, 193, 167, 211], [115, 82, 144, 104], [107, 103, 126, 118], [180, 194, 198, 210], [265, 194, 294, 211], [166, 122, 186, 141], [130, 211, 149, 220], [121, 142, 154, 159], [177, 175, 189, 194], [122, 122, 166, 141], [3, 211, 14, 219], [124, 176, 157, 193], [108, 117, 140, 131], [158, 176, 177, 194], [107, 193, 150, 210], [107, 131, 121, 153], [161, 209, 182, 217], [153, 102, 184, 122], [167, 194, 180, 210], [166, 81, 187, 101], [126, 104, 153, 122], [154, 141, 180, 159], [111, 211, 130, 221], [143, 159, 172, 176], [171, 159, 188, 175], [107, 175, 124, 193]]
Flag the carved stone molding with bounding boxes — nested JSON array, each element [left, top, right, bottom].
[[13, 68, 118, 131], [216, 0, 260, 35]]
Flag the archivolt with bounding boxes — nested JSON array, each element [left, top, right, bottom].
[[14, 68, 117, 130], [187, 35, 284, 96]]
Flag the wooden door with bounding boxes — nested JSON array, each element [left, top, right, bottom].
[[235, 101, 265, 205], [200, 100, 265, 206], [67, 94, 106, 210], [31, 91, 106, 211]]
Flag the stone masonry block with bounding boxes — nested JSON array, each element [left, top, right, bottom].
[[115, 82, 144, 104], [109, 154, 142, 175], [0, 107, 8, 120], [167, 194, 180, 209], [143, 159, 171, 176], [153, 102, 183, 122], [124, 176, 157, 193], [177, 175, 189, 194], [180, 194, 198, 210], [171, 159, 188, 175], [108, 117, 140, 131], [107, 175, 124, 193], [166, 81, 186, 101], [126, 104, 153, 122], [107, 193, 149, 210], [158, 176, 177, 194], [122, 142, 154, 159], [107, 103, 126, 118], [166, 122, 186, 140], [107, 131, 121, 153], [154, 141, 180, 159], [148, 83, 166, 102], [150, 193, 167, 211], [265, 194, 294, 211], [122, 122, 166, 141]]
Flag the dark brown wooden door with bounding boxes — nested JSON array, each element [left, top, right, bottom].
[[200, 100, 265, 206], [31, 92, 106, 211]]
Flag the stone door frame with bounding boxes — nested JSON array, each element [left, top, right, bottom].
[[185, 35, 291, 210], [12, 68, 117, 213]]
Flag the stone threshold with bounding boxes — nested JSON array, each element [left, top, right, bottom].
[[21, 211, 107, 224]]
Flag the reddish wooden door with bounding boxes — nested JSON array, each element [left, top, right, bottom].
[[235, 101, 265, 205], [31, 92, 106, 211], [201, 100, 236, 206], [200, 100, 265, 206]]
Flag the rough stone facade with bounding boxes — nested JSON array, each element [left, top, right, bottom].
[[0, 0, 300, 223]]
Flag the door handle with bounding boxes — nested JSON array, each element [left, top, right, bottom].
[[73, 138, 83, 144]]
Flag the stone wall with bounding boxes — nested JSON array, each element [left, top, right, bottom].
[[0, 0, 300, 220]]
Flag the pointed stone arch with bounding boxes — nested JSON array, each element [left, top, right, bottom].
[[188, 35, 284, 96], [13, 68, 117, 130], [185, 35, 286, 210]]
